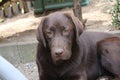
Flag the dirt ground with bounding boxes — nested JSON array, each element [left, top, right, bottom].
[[0, 0, 117, 80]]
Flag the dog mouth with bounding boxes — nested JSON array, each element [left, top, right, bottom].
[[56, 60, 63, 64], [52, 56, 70, 65], [51, 55, 64, 64], [53, 59, 67, 65], [51, 51, 72, 65], [53, 57, 63, 63]]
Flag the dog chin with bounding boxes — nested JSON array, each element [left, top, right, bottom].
[[53, 59, 64, 65], [53, 57, 70, 65], [52, 57, 64, 64]]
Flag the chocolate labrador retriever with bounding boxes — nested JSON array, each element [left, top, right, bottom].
[[36, 12, 119, 80]]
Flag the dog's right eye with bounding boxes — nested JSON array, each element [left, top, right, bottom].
[[46, 31, 53, 38]]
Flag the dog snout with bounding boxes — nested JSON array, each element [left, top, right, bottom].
[[55, 49, 64, 56]]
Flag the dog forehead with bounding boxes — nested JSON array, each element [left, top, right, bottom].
[[44, 12, 74, 30]]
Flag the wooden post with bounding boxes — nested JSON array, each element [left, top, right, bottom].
[[73, 0, 87, 28], [19, 0, 29, 13], [73, 0, 83, 21]]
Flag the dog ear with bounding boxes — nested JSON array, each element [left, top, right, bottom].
[[37, 17, 47, 47], [64, 13, 84, 43]]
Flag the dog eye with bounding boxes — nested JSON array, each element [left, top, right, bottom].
[[63, 29, 70, 35], [47, 31, 52, 34], [46, 31, 53, 38]]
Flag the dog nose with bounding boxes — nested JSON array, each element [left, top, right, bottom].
[[55, 49, 63, 56]]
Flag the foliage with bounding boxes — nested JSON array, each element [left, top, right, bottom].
[[111, 0, 120, 29]]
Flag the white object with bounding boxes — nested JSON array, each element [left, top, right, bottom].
[[21, 8, 24, 14], [0, 56, 27, 80]]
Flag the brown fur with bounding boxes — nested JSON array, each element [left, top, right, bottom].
[[97, 37, 120, 80], [36, 12, 119, 80]]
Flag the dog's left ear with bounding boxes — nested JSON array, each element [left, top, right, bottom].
[[36, 17, 47, 47], [64, 13, 84, 43]]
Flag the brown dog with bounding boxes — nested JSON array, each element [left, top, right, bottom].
[[36, 12, 118, 80], [97, 37, 120, 80]]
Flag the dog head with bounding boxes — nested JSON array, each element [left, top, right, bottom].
[[37, 12, 84, 64]]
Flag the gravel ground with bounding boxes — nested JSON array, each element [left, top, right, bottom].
[[15, 62, 38, 80]]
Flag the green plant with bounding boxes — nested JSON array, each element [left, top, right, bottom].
[[111, 0, 120, 29]]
